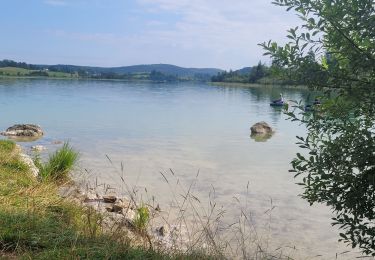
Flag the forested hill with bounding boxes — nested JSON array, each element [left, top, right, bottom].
[[211, 62, 293, 85], [0, 59, 223, 80]]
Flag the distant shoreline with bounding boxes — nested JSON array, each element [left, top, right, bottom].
[[0, 75, 308, 89], [209, 81, 307, 89], [0, 75, 196, 83]]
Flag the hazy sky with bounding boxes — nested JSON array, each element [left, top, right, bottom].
[[0, 0, 300, 70]]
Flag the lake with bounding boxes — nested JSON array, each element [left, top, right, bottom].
[[0, 79, 359, 258]]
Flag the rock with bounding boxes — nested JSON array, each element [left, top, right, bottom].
[[123, 208, 136, 221], [250, 121, 273, 135], [106, 204, 123, 213], [117, 199, 134, 210], [103, 195, 117, 203], [83, 190, 100, 202], [157, 225, 170, 236], [19, 153, 39, 177], [250, 133, 273, 143], [31, 145, 47, 152], [1, 124, 43, 138]]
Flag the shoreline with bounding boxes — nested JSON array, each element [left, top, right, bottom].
[[209, 81, 308, 89], [0, 75, 204, 84], [0, 75, 308, 89], [9, 141, 192, 254]]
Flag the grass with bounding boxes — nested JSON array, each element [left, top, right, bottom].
[[36, 142, 79, 181], [103, 157, 299, 260], [0, 140, 208, 259], [0, 140, 300, 259], [134, 205, 150, 232], [0, 67, 78, 78]]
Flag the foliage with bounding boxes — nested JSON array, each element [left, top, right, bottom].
[[27, 70, 49, 77], [260, 0, 375, 255], [149, 70, 178, 82], [134, 205, 150, 232], [0, 59, 38, 70], [0, 140, 178, 259], [211, 62, 285, 84], [38, 142, 79, 181]]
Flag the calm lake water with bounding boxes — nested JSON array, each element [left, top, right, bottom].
[[0, 79, 360, 258]]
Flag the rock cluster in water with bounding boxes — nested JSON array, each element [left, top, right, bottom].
[[250, 121, 273, 135], [1, 124, 43, 138]]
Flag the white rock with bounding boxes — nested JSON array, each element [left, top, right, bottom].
[[19, 153, 39, 177], [31, 145, 47, 152]]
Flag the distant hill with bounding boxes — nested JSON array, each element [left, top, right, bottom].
[[0, 59, 223, 81], [34, 63, 223, 78]]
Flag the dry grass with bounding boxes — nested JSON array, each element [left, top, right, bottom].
[[100, 156, 298, 260], [0, 140, 193, 259]]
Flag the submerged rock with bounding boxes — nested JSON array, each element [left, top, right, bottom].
[[2, 124, 43, 138], [250, 121, 273, 135], [250, 133, 273, 142], [31, 145, 47, 152]]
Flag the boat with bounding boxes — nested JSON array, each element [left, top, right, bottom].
[[270, 93, 285, 107], [270, 100, 285, 107]]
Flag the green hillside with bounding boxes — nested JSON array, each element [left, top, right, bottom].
[[0, 67, 78, 78]]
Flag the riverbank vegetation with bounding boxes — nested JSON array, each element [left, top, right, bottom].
[[0, 140, 211, 259], [261, 0, 375, 256], [35, 142, 79, 181], [0, 139, 300, 259], [210, 62, 295, 85]]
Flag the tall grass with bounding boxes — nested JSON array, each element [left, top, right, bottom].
[[37, 142, 79, 181], [98, 156, 300, 259], [0, 139, 15, 153], [0, 140, 187, 259]]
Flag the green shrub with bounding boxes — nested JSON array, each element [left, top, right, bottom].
[[39, 142, 79, 181], [134, 205, 150, 232]]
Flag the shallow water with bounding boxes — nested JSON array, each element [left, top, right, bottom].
[[0, 79, 360, 258]]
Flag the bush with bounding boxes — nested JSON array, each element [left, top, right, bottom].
[[38, 142, 79, 181], [261, 0, 375, 255], [134, 205, 150, 232]]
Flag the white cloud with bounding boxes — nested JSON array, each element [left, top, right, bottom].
[[132, 0, 302, 69], [45, 0, 302, 69]]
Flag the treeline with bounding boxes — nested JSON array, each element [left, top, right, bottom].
[[0, 59, 181, 81], [89, 70, 179, 82], [0, 59, 213, 82], [0, 59, 39, 70], [211, 62, 298, 85], [211, 62, 271, 83]]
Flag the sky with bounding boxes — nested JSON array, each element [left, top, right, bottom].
[[0, 0, 301, 70]]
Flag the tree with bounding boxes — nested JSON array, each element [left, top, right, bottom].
[[260, 0, 375, 255], [248, 61, 269, 83]]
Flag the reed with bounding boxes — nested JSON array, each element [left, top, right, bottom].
[[37, 142, 79, 181]]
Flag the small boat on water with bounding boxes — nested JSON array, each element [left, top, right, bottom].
[[270, 93, 285, 107], [270, 100, 285, 107]]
